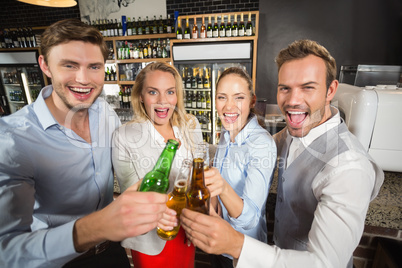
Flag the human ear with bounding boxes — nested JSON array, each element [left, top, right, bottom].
[[326, 80, 339, 102], [38, 55, 52, 78]]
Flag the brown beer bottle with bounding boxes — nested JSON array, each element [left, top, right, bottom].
[[186, 153, 210, 214], [157, 159, 192, 240]]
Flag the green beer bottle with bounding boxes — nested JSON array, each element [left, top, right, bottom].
[[139, 139, 179, 193]]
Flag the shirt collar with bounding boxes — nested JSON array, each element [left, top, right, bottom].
[[33, 85, 100, 131], [289, 106, 341, 148], [222, 115, 259, 145]]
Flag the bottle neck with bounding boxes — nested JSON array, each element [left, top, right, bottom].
[[152, 145, 177, 177], [191, 158, 205, 186]]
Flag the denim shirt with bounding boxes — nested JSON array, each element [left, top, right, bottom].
[[0, 86, 121, 267], [214, 116, 277, 258]]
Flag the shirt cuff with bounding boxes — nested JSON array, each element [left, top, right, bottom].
[[45, 220, 81, 265], [236, 235, 275, 268]]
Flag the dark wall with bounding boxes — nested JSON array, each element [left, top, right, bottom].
[[0, 0, 80, 28], [256, 0, 402, 104]]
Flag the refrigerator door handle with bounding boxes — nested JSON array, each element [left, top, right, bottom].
[[2, 95, 7, 106]]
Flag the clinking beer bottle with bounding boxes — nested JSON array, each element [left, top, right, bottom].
[[157, 159, 192, 240], [138, 139, 179, 193], [186, 148, 210, 214]]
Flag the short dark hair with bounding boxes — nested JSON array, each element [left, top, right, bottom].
[[275, 39, 337, 89], [40, 19, 108, 63]]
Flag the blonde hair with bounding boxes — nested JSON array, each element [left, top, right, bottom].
[[130, 62, 199, 150]]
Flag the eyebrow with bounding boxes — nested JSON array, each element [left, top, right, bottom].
[[146, 86, 176, 91], [216, 92, 246, 95], [278, 81, 318, 87], [59, 59, 104, 66]]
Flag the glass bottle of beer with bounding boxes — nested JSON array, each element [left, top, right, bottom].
[[157, 159, 192, 240], [186, 146, 210, 214], [139, 139, 179, 193]]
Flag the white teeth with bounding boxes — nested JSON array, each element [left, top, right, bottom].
[[224, 113, 238, 117], [155, 108, 168, 112], [70, 87, 91, 93], [288, 111, 306, 114]]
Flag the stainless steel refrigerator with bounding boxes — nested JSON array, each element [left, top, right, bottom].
[[172, 41, 253, 144], [0, 50, 45, 115]]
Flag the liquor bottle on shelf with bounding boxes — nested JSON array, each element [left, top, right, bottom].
[[246, 12, 253, 36], [192, 90, 197, 108], [185, 90, 191, 108], [200, 16, 206, 38], [207, 111, 212, 131], [144, 16, 150, 35], [239, 13, 245, 37], [213, 15, 219, 38], [201, 92, 206, 109], [181, 67, 186, 89], [186, 145, 211, 215], [206, 16, 213, 38], [118, 19, 123, 36], [131, 17, 137, 35], [126, 18, 132, 36], [192, 17, 198, 39], [158, 15, 164, 34], [105, 67, 110, 81], [137, 17, 143, 35], [114, 19, 119, 37], [152, 15, 158, 34], [184, 16, 191, 39], [139, 139, 179, 193], [204, 68, 211, 89], [196, 91, 202, 109], [166, 14, 173, 33], [191, 68, 198, 89], [185, 68, 192, 89], [156, 159, 192, 240], [232, 15, 238, 37], [176, 17, 183, 40], [206, 92, 211, 109], [197, 68, 204, 89], [226, 15, 232, 37], [219, 14, 225, 37]]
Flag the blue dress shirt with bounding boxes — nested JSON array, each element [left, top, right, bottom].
[[0, 86, 121, 267], [214, 115, 276, 258]]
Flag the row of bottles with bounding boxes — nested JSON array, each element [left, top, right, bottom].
[[92, 15, 173, 37], [176, 13, 254, 40], [8, 90, 24, 102], [188, 110, 212, 132], [0, 28, 37, 49], [182, 67, 211, 89], [116, 38, 170, 59], [105, 65, 117, 81], [119, 85, 132, 109], [184, 90, 211, 110], [2, 72, 19, 84]]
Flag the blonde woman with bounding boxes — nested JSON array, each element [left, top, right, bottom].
[[112, 62, 202, 267]]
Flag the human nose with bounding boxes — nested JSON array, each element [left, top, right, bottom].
[[75, 68, 90, 84], [157, 92, 168, 104], [286, 88, 302, 106]]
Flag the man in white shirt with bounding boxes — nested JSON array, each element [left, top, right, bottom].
[[180, 39, 384, 268]]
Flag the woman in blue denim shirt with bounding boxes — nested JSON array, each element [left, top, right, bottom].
[[205, 67, 277, 268]]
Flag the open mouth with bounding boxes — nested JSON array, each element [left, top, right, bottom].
[[223, 113, 239, 124], [286, 111, 308, 126], [155, 108, 169, 118], [69, 87, 92, 95]]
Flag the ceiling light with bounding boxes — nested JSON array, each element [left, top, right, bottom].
[[17, 0, 77, 8]]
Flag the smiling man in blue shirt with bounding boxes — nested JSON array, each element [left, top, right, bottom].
[[0, 19, 173, 268]]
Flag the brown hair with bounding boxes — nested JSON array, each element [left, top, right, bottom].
[[131, 62, 199, 149], [216, 67, 264, 125], [275, 39, 337, 89], [40, 19, 109, 63]]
